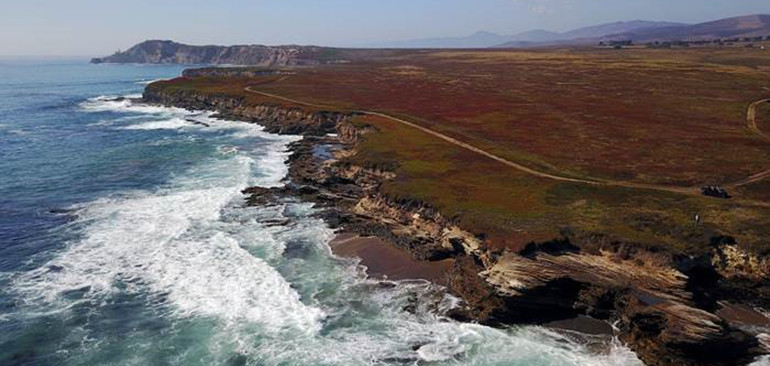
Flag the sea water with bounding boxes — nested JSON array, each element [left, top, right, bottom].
[[0, 59, 656, 365]]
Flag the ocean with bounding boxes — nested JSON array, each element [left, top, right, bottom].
[[0, 59, 648, 365]]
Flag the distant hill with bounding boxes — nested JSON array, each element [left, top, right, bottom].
[[370, 15, 770, 50], [495, 20, 686, 48], [496, 14, 770, 48], [507, 29, 562, 43], [371, 21, 683, 49], [560, 20, 686, 40], [366, 31, 516, 49], [90, 40, 350, 66], [602, 14, 770, 42]]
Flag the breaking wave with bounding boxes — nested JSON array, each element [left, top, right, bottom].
[[13, 146, 321, 336], [8, 95, 646, 365], [136, 78, 171, 85]]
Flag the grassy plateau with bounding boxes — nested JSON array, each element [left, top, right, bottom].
[[150, 47, 770, 255]]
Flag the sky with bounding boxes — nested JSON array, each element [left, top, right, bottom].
[[2, 0, 770, 56]]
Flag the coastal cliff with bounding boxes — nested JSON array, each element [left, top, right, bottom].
[[142, 81, 770, 366], [92, 40, 340, 66], [143, 84, 351, 135]]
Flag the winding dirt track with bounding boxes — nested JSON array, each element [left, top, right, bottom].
[[244, 86, 768, 197], [747, 99, 770, 140], [729, 99, 770, 188]]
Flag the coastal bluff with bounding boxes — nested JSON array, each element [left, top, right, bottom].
[[143, 72, 770, 366], [91, 40, 336, 66], [90, 40, 397, 66]]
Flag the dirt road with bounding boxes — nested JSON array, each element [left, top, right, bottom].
[[747, 98, 770, 140], [244, 86, 766, 197]]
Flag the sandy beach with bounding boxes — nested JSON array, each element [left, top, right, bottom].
[[329, 233, 455, 285]]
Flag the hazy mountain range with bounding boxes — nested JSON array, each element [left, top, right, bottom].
[[372, 20, 685, 48], [596, 14, 770, 43], [372, 15, 770, 49], [92, 14, 770, 65]]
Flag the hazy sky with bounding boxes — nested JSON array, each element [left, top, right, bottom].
[[2, 0, 770, 56]]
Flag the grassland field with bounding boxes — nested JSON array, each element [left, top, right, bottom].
[[151, 47, 770, 255]]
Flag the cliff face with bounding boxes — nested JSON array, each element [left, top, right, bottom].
[[143, 84, 351, 136], [143, 82, 770, 366], [91, 40, 341, 66]]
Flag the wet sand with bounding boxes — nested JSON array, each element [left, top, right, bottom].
[[329, 233, 454, 285]]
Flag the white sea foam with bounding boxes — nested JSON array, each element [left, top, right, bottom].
[[86, 119, 116, 127], [80, 94, 298, 145], [81, 95, 188, 116], [122, 117, 191, 130], [216, 146, 239, 157], [136, 78, 170, 85], [79, 93, 300, 189], [232, 274, 644, 366], [13, 144, 321, 335], [79, 95, 131, 112]]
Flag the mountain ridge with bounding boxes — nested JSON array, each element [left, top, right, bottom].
[[365, 31, 515, 49], [496, 14, 770, 47], [368, 20, 684, 49], [600, 14, 770, 43]]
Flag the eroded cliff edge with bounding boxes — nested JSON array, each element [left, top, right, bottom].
[[143, 83, 770, 366]]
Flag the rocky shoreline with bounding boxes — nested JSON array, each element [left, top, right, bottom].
[[143, 83, 770, 366]]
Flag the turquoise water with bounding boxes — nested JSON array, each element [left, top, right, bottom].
[[0, 60, 647, 366]]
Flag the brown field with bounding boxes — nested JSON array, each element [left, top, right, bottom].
[[151, 47, 770, 254]]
